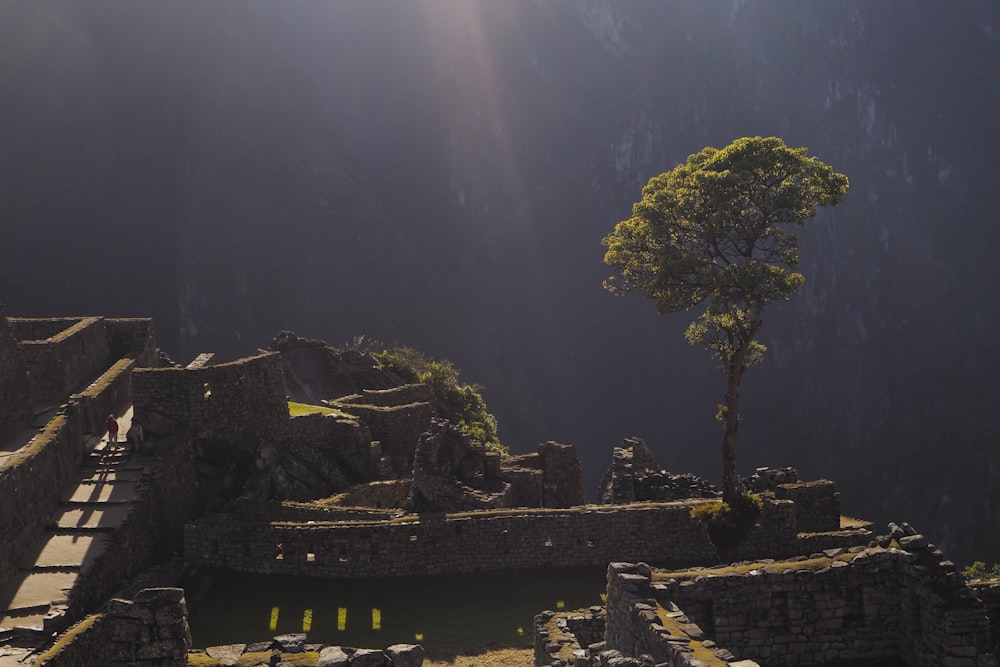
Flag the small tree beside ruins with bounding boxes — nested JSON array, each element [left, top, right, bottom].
[[603, 136, 848, 505]]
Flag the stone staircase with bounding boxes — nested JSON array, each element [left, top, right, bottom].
[[0, 408, 144, 663]]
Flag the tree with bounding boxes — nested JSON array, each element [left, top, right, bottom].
[[602, 136, 848, 505]]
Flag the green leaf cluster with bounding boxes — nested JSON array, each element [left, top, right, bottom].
[[373, 347, 506, 456], [962, 561, 1000, 581]]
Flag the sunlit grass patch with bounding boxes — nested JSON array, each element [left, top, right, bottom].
[[288, 401, 350, 418]]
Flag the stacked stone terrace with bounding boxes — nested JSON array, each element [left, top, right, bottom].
[[6, 314, 1000, 667], [536, 532, 998, 666]]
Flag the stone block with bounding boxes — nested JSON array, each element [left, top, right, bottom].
[[317, 646, 351, 667], [386, 643, 425, 667], [273, 633, 307, 652], [351, 647, 386, 666]]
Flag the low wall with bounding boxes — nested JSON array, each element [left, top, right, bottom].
[[19, 317, 111, 407], [71, 357, 135, 436], [185, 503, 721, 578], [0, 409, 85, 585]]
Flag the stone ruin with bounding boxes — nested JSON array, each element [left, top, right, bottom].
[[597, 437, 719, 504], [3, 312, 1000, 667], [537, 525, 999, 667]]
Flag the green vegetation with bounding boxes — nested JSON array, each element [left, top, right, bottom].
[[34, 613, 103, 665], [963, 561, 1000, 581], [603, 136, 849, 503], [287, 401, 349, 418], [373, 347, 505, 456], [689, 492, 763, 551]]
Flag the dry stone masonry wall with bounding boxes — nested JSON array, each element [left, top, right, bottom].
[[132, 352, 289, 441], [185, 503, 721, 578], [16, 317, 110, 407], [0, 307, 30, 444], [591, 539, 995, 667]]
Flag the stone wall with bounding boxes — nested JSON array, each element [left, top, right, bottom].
[[0, 315, 163, 590], [70, 357, 135, 436], [327, 480, 412, 509], [503, 441, 585, 508], [534, 606, 607, 666], [0, 308, 30, 445], [335, 383, 434, 408], [8, 317, 82, 341], [223, 498, 400, 523], [274, 411, 377, 490], [186, 503, 722, 579], [0, 408, 85, 585], [17, 317, 111, 407], [334, 401, 434, 476], [104, 318, 158, 367], [132, 352, 289, 441], [601, 542, 994, 667], [773, 480, 841, 533], [600, 561, 743, 666], [34, 588, 191, 667], [972, 581, 1000, 655], [597, 437, 718, 506]]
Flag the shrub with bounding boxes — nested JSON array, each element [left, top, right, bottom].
[[373, 347, 506, 456], [690, 490, 762, 552], [963, 561, 1000, 581]]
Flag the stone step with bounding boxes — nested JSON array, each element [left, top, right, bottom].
[[60, 480, 138, 504], [78, 468, 144, 483], [20, 534, 107, 572], [0, 571, 75, 615], [51, 505, 131, 531], [0, 610, 48, 637]]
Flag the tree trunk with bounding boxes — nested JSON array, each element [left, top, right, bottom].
[[722, 351, 744, 506]]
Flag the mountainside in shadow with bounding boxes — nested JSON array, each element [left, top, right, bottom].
[[2, 1, 998, 562]]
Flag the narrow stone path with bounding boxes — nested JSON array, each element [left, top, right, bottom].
[[0, 407, 146, 664]]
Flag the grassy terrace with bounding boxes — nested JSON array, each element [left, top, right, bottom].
[[287, 401, 351, 419]]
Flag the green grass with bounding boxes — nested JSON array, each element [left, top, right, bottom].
[[288, 402, 350, 418]]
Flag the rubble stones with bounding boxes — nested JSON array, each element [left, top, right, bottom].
[[597, 438, 719, 505], [386, 644, 425, 667], [317, 646, 350, 667]]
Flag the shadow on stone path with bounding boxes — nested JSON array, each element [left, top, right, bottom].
[[0, 407, 146, 665]]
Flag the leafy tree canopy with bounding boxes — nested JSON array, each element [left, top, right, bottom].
[[603, 136, 848, 503], [373, 347, 506, 456]]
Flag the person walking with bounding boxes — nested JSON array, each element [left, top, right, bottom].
[[106, 414, 119, 445]]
